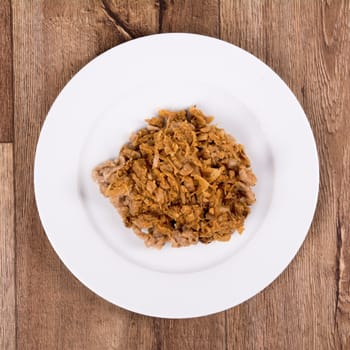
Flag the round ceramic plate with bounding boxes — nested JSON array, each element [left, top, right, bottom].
[[34, 33, 319, 318]]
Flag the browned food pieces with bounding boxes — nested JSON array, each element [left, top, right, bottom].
[[92, 107, 256, 249]]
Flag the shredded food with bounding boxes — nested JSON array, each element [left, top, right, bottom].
[[92, 107, 256, 248]]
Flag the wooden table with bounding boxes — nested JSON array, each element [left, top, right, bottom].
[[1, 1, 349, 349]]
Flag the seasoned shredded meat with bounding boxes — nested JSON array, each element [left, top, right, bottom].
[[92, 107, 256, 248]]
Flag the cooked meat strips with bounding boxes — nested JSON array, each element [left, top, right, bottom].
[[92, 107, 256, 249]]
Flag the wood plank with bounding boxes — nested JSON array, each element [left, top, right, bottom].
[[157, 2, 225, 350], [12, 1, 158, 349], [154, 315, 226, 350], [0, 0, 13, 142], [221, 1, 350, 349], [0, 144, 15, 350], [337, 142, 350, 349]]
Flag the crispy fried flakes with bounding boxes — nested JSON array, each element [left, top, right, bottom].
[[92, 107, 256, 248]]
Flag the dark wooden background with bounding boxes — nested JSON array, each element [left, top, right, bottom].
[[1, 1, 349, 349]]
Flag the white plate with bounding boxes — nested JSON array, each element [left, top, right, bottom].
[[34, 33, 319, 318]]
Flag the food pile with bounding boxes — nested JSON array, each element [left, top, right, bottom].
[[93, 107, 256, 248]]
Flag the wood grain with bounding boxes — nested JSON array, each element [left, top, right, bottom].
[[160, 0, 220, 37], [5, 0, 350, 349], [221, 1, 350, 349], [101, 0, 158, 39], [0, 0, 13, 142], [0, 144, 15, 350], [157, 2, 226, 350]]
